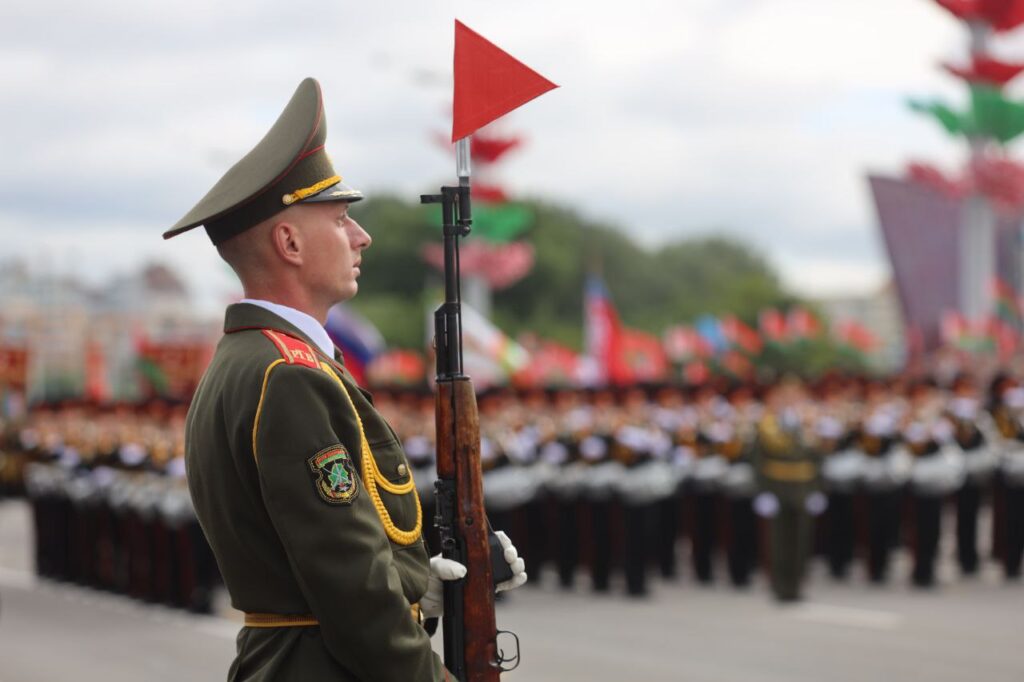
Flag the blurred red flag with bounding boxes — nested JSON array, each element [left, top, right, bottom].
[[721, 316, 763, 354], [452, 19, 558, 141], [663, 325, 712, 361], [367, 350, 426, 387], [759, 308, 788, 343], [85, 341, 111, 402], [935, 0, 1024, 31], [906, 161, 969, 198], [970, 155, 1024, 212], [935, 0, 982, 20], [834, 320, 879, 352], [940, 310, 967, 346], [786, 306, 822, 339], [683, 361, 710, 385], [619, 329, 669, 382], [943, 55, 1024, 86], [585, 276, 628, 385], [471, 183, 508, 203], [512, 339, 580, 387], [471, 132, 523, 163], [991, 317, 1020, 359], [0, 346, 29, 389], [720, 350, 753, 378]]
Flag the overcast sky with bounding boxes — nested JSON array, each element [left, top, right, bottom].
[[1, 0, 1011, 316]]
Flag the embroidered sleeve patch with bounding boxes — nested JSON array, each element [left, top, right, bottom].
[[308, 445, 359, 504]]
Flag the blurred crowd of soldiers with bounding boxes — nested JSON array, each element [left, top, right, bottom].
[[2, 369, 1024, 606], [0, 400, 218, 613], [376, 371, 1024, 601]]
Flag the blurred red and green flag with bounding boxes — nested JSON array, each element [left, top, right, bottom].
[[759, 308, 788, 344]]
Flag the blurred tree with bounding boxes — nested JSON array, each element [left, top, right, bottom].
[[347, 194, 796, 351]]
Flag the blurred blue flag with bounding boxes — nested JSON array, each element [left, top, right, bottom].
[[695, 315, 728, 354]]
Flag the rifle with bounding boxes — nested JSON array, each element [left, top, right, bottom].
[[422, 138, 519, 681]]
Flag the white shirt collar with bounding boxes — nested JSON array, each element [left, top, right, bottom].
[[240, 299, 335, 358]]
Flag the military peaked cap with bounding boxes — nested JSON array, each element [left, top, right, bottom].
[[164, 77, 363, 245]]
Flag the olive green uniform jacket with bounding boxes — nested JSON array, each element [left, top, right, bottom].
[[754, 415, 821, 601], [185, 303, 450, 681]]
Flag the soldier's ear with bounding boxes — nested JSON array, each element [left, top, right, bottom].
[[270, 220, 303, 267]]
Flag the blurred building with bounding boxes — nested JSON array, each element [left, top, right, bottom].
[[815, 280, 905, 372], [0, 260, 219, 402], [869, 175, 1024, 352]]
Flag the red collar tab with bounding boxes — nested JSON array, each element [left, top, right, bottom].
[[262, 329, 319, 369]]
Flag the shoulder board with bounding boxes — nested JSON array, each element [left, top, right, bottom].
[[261, 329, 320, 369]]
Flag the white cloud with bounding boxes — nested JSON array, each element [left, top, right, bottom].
[[0, 0, 999, 311]]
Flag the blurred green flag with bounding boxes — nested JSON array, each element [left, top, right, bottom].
[[970, 85, 1024, 144], [426, 202, 533, 242], [909, 86, 1024, 144], [908, 98, 971, 136]]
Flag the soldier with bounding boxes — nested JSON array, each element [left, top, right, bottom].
[[159, 433, 218, 613], [649, 385, 689, 581], [719, 383, 760, 588], [92, 410, 124, 593], [613, 386, 676, 597], [858, 381, 910, 584], [478, 392, 545, 586], [904, 381, 965, 588], [753, 377, 823, 602], [109, 424, 150, 595], [23, 415, 66, 579], [0, 410, 30, 498], [816, 378, 864, 581], [164, 78, 524, 680], [947, 373, 998, 576], [688, 415, 727, 585], [989, 376, 1024, 579], [544, 388, 590, 589], [579, 387, 623, 593], [47, 413, 80, 582]]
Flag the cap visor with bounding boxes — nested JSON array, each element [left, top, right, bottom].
[[301, 181, 363, 203]]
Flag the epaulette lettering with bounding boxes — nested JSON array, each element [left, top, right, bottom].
[[261, 329, 319, 368]]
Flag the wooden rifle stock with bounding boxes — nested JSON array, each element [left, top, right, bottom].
[[435, 377, 500, 682]]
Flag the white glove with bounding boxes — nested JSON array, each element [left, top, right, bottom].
[[753, 492, 780, 518], [420, 555, 467, 619], [420, 532, 527, 619], [494, 530, 528, 593], [805, 491, 828, 516]]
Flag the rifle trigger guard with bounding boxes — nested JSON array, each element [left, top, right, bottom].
[[494, 629, 521, 672]]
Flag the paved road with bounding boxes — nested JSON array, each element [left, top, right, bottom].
[[2, 500, 1022, 681]]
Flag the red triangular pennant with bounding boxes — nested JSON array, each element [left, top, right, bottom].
[[452, 20, 557, 142]]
